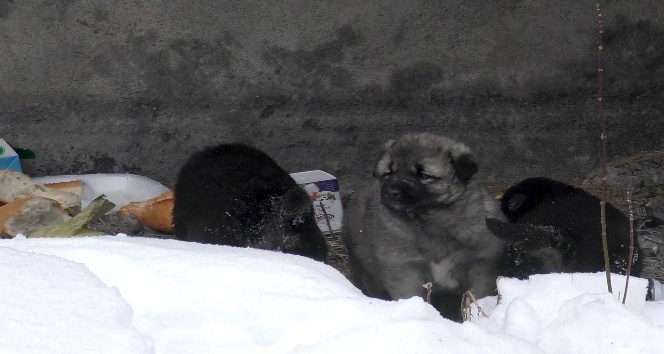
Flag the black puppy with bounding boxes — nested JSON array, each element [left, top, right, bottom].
[[487, 177, 641, 278], [173, 143, 328, 262]]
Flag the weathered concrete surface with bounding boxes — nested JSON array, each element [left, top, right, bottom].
[[1, 0, 663, 196]]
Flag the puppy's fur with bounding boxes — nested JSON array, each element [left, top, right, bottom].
[[173, 143, 328, 262], [343, 133, 506, 321], [489, 177, 642, 277]]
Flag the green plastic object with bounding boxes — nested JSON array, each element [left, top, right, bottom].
[[12, 146, 36, 159]]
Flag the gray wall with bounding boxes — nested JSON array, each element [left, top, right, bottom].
[[2, 0, 663, 194]]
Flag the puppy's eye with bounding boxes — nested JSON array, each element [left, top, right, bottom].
[[417, 171, 438, 180]]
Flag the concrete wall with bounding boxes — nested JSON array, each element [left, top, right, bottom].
[[2, 0, 663, 194]]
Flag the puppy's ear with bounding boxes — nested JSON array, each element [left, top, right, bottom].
[[450, 153, 477, 182], [381, 139, 396, 150], [373, 155, 392, 178], [373, 139, 396, 178]]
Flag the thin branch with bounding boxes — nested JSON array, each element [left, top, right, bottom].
[[319, 201, 335, 236], [623, 189, 635, 304], [318, 201, 347, 257], [643, 236, 664, 245], [461, 290, 488, 322], [423, 282, 433, 304], [597, 3, 612, 293]]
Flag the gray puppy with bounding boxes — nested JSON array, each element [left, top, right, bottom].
[[343, 133, 506, 321]]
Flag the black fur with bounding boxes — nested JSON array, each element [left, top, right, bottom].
[[493, 177, 641, 277], [449, 153, 478, 182], [173, 143, 328, 262]]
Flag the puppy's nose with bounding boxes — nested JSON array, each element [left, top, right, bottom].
[[385, 186, 403, 199], [382, 181, 414, 201], [387, 187, 403, 198]]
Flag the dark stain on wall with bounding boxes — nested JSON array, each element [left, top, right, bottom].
[[387, 61, 443, 107], [603, 16, 664, 97], [392, 19, 408, 46], [71, 153, 118, 174], [301, 118, 320, 131], [260, 25, 364, 101], [157, 37, 234, 99], [92, 30, 237, 108], [0, 0, 14, 19], [126, 97, 162, 118], [77, 9, 109, 34]]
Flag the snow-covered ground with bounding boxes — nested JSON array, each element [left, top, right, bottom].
[[2, 235, 663, 354]]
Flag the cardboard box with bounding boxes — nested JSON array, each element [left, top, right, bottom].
[[0, 139, 22, 172], [290, 170, 343, 234]]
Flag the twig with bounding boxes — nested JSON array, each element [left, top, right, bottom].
[[623, 189, 635, 304], [423, 282, 433, 304], [319, 201, 334, 236], [643, 236, 664, 245], [596, 3, 612, 293], [461, 290, 488, 322], [319, 201, 348, 274]]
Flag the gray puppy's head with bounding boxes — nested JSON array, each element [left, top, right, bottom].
[[373, 133, 478, 214]]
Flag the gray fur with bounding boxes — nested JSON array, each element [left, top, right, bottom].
[[343, 133, 506, 321]]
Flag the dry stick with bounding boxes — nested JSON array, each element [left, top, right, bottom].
[[461, 290, 488, 322], [423, 282, 433, 304], [643, 236, 664, 246], [596, 3, 612, 293], [461, 293, 471, 322], [318, 201, 347, 265], [623, 189, 636, 304], [319, 201, 334, 235]]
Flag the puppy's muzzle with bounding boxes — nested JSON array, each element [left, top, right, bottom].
[[380, 178, 421, 211]]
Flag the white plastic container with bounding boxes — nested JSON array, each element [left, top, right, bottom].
[[33, 173, 169, 211]]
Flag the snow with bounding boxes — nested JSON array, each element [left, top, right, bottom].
[[478, 274, 662, 353], [2, 235, 664, 354]]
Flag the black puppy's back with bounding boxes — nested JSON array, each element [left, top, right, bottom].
[[498, 177, 641, 276], [501, 178, 583, 222], [173, 143, 328, 262]]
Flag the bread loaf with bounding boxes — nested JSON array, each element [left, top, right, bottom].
[[45, 180, 83, 198], [0, 170, 82, 215], [0, 169, 35, 202], [119, 190, 174, 233], [0, 197, 72, 238]]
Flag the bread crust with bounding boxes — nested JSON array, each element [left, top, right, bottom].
[[45, 180, 83, 197], [119, 190, 174, 233], [0, 170, 81, 215]]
